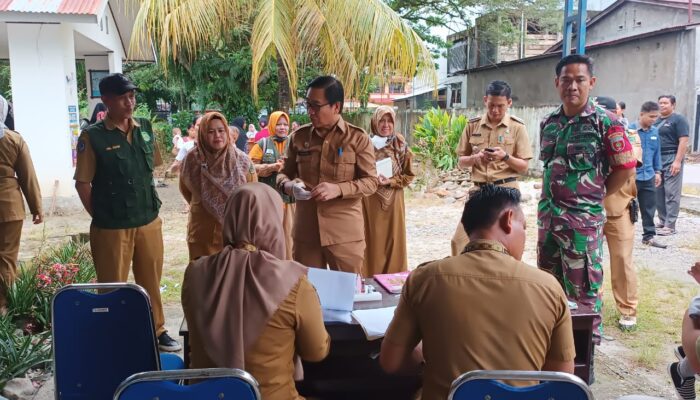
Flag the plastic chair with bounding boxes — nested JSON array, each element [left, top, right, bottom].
[[52, 283, 181, 399], [113, 368, 261, 400], [448, 370, 594, 400]]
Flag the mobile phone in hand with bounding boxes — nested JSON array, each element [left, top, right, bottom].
[[484, 148, 496, 153]]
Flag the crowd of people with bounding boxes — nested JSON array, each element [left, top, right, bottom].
[[0, 53, 696, 400]]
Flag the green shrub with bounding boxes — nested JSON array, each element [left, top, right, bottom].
[[1, 241, 96, 388], [0, 316, 51, 390], [411, 109, 466, 171], [171, 110, 195, 134]]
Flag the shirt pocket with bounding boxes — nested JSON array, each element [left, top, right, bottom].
[[539, 127, 558, 163], [115, 150, 130, 176], [334, 150, 356, 181], [565, 141, 598, 171], [296, 152, 317, 180], [504, 135, 516, 154], [469, 136, 486, 153], [141, 145, 154, 172]]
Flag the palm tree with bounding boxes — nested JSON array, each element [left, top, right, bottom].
[[130, 0, 436, 111]]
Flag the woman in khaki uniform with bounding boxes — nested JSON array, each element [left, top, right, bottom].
[[0, 128, 42, 310], [362, 106, 415, 277], [249, 111, 295, 260], [182, 183, 330, 400], [180, 112, 257, 260]]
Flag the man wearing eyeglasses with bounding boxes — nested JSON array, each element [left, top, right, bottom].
[[278, 76, 378, 274]]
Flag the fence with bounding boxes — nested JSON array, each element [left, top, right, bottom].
[[345, 106, 558, 172]]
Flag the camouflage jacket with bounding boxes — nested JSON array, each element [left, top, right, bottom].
[[537, 98, 636, 230]]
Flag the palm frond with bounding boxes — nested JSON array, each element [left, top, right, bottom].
[[130, 0, 254, 67], [130, 0, 437, 101], [250, 0, 297, 100]]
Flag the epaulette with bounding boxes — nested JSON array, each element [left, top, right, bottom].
[[469, 116, 482, 123], [510, 115, 525, 125]]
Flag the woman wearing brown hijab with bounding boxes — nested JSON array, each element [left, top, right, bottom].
[[180, 112, 257, 260], [362, 106, 415, 277], [182, 183, 330, 400]]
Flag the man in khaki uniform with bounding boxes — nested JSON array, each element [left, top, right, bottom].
[[451, 80, 532, 256], [380, 186, 575, 400], [0, 127, 42, 311], [74, 73, 180, 351], [277, 76, 377, 274], [597, 96, 643, 331]]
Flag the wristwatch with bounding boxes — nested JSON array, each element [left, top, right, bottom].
[[502, 153, 510, 162]]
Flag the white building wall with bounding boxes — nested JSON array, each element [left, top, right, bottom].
[[8, 23, 79, 204], [84, 55, 109, 114]]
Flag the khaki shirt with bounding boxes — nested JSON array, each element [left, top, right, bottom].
[[277, 117, 378, 246], [0, 130, 42, 222], [74, 115, 163, 183], [456, 114, 532, 183], [384, 239, 575, 400], [603, 129, 642, 217], [188, 276, 330, 400]]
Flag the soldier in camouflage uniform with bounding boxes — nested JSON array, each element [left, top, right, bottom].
[[537, 55, 637, 343]]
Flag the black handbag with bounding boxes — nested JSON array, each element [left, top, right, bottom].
[[629, 199, 639, 223]]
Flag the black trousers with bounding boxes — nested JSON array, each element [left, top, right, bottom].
[[636, 178, 657, 241]]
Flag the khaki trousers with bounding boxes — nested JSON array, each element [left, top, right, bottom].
[[283, 204, 295, 261], [450, 181, 520, 256], [294, 239, 365, 274], [0, 220, 23, 308], [90, 217, 166, 335], [603, 210, 638, 317]]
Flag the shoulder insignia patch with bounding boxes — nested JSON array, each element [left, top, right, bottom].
[[77, 140, 86, 153], [510, 115, 525, 124], [609, 131, 626, 153], [141, 131, 151, 142]]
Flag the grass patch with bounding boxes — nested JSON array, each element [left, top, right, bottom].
[[602, 267, 697, 368]]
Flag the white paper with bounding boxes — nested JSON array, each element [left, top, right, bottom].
[[376, 158, 394, 178], [371, 135, 389, 150], [351, 306, 397, 340], [293, 182, 312, 201], [307, 268, 357, 311], [322, 309, 353, 324]]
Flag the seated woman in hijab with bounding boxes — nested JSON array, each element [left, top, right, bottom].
[[182, 183, 330, 400], [180, 112, 257, 260]]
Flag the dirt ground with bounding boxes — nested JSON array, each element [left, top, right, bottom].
[[19, 176, 700, 399]]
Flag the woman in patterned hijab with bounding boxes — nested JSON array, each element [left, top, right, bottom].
[[180, 111, 258, 260], [361, 106, 415, 276]]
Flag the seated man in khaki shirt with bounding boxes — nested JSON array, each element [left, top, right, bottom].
[[380, 185, 575, 400]]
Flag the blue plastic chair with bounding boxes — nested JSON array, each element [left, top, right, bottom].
[[448, 370, 594, 400], [113, 368, 261, 400], [52, 283, 181, 400]]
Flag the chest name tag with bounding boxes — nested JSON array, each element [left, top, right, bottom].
[[298, 150, 312, 156], [106, 145, 121, 151], [141, 132, 151, 142], [92, 307, 109, 313]]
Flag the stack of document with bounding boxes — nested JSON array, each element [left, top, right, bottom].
[[307, 268, 356, 323], [351, 306, 397, 340]]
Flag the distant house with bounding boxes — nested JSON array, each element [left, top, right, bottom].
[[416, 0, 700, 151], [369, 76, 414, 106]]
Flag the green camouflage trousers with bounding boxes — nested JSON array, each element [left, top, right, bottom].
[[537, 225, 604, 344]]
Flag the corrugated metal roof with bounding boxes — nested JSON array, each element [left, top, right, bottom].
[[0, 0, 104, 15]]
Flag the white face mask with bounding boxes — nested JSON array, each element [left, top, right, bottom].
[[372, 135, 389, 150]]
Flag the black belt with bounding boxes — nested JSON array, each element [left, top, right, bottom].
[[474, 177, 517, 187]]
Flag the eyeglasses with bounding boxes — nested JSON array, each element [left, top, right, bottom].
[[304, 101, 330, 112]]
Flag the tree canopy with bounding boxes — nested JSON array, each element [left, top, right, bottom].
[[131, 0, 437, 103]]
